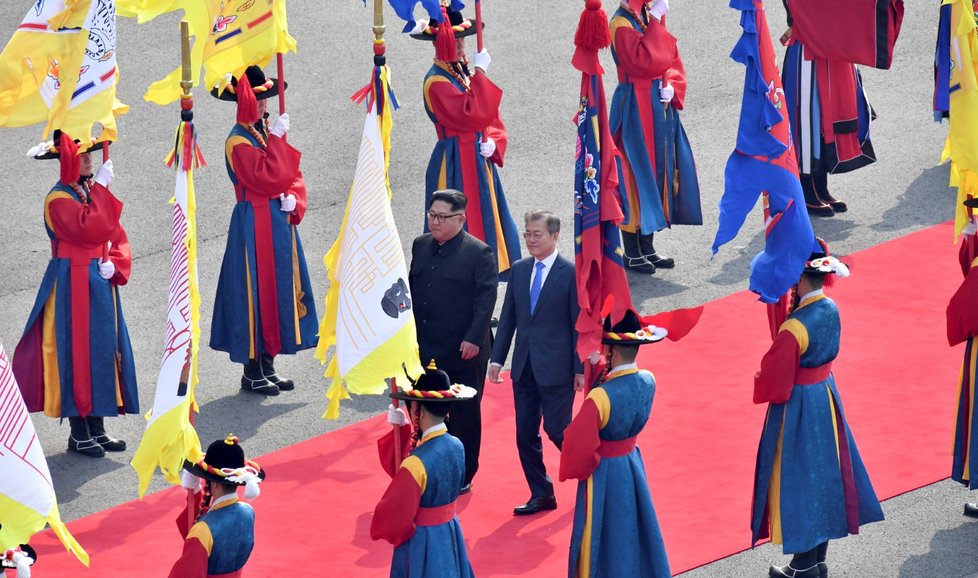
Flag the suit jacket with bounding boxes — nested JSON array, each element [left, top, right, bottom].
[[491, 254, 582, 386], [410, 231, 498, 371]]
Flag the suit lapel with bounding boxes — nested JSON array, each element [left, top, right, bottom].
[[530, 257, 566, 320]]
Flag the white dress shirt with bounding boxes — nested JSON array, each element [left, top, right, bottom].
[[529, 249, 559, 298]]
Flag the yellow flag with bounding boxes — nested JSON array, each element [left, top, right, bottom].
[[118, 0, 297, 105], [0, 338, 88, 566], [130, 121, 205, 497], [0, 0, 128, 143], [315, 67, 423, 419], [941, 0, 978, 239]]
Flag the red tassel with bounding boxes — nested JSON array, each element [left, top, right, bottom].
[[575, 0, 611, 51], [434, 8, 457, 62], [58, 132, 80, 184], [236, 74, 259, 124]]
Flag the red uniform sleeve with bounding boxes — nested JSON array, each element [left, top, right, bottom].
[[664, 53, 688, 110], [611, 19, 680, 81], [46, 183, 122, 245], [559, 398, 602, 481], [485, 113, 508, 167], [377, 424, 414, 478], [287, 171, 308, 225], [167, 537, 208, 578], [229, 136, 301, 198], [370, 467, 422, 546], [174, 492, 204, 539], [948, 263, 978, 346], [107, 224, 132, 285], [753, 330, 800, 404], [427, 73, 503, 134]]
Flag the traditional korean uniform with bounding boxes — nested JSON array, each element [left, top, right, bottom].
[[560, 310, 671, 578], [950, 201, 978, 508]]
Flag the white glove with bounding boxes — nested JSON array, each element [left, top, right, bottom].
[[98, 259, 115, 280], [94, 159, 114, 187], [659, 83, 674, 103], [409, 18, 429, 35], [387, 404, 408, 426], [479, 138, 496, 159], [279, 193, 297, 213], [9, 549, 33, 578], [269, 113, 290, 138], [964, 219, 978, 237], [648, 0, 669, 21], [181, 470, 201, 493], [473, 49, 491, 73]]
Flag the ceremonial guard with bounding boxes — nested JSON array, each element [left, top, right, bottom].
[[780, 1, 877, 217], [170, 434, 265, 578], [210, 65, 318, 395], [559, 310, 671, 578], [609, 0, 702, 275], [752, 241, 884, 578], [371, 361, 477, 578], [13, 131, 137, 458], [407, 0, 521, 276], [2, 543, 36, 577], [949, 199, 978, 516]]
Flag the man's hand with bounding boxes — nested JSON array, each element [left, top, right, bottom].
[[181, 470, 200, 493], [98, 259, 116, 280], [479, 138, 496, 159], [648, 0, 669, 21], [269, 113, 290, 138], [473, 49, 491, 73], [94, 159, 114, 187], [459, 341, 480, 360], [279, 193, 297, 212], [659, 83, 674, 103], [488, 364, 503, 383], [574, 373, 585, 392], [387, 404, 408, 426]]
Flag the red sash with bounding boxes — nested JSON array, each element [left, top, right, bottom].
[[795, 362, 833, 385], [433, 124, 486, 241], [598, 436, 638, 458], [415, 501, 457, 527], [235, 186, 281, 357]]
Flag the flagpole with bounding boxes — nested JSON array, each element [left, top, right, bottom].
[[475, 0, 484, 53], [276, 53, 286, 114]]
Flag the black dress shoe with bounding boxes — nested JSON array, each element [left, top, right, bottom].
[[68, 436, 105, 458], [769, 563, 820, 578], [459, 482, 472, 495], [513, 496, 558, 516], [93, 435, 126, 452], [964, 502, 978, 518]]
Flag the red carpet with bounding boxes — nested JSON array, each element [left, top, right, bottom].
[[25, 223, 964, 577]]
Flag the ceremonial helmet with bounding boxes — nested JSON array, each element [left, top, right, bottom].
[[602, 310, 668, 346], [183, 434, 266, 499], [803, 237, 850, 278], [408, 0, 482, 62], [210, 65, 286, 102], [391, 360, 476, 416]]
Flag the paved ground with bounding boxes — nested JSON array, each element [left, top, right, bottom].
[[0, 0, 973, 576]]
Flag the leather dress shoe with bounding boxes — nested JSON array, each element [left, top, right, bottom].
[[964, 502, 978, 518], [769, 563, 821, 578], [513, 496, 557, 516]]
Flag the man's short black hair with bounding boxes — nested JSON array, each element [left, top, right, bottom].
[[801, 272, 826, 289], [613, 344, 640, 363], [429, 189, 467, 212]]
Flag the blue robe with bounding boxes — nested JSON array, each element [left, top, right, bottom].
[[752, 294, 884, 554], [561, 369, 670, 578], [210, 124, 318, 363], [610, 6, 702, 234], [373, 427, 475, 578]]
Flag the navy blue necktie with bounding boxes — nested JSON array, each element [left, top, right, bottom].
[[530, 261, 545, 314]]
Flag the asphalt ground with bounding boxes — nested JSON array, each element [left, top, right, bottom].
[[0, 1, 972, 576]]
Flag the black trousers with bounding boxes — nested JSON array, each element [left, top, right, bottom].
[[513, 358, 576, 498], [445, 361, 488, 486]]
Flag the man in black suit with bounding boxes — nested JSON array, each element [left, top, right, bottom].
[[489, 210, 583, 515], [410, 189, 498, 492]]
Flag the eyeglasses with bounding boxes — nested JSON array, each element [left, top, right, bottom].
[[426, 211, 464, 224]]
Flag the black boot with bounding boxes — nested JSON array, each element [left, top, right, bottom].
[[816, 541, 828, 578], [802, 174, 834, 217], [638, 233, 675, 269], [260, 354, 294, 391], [241, 359, 279, 396], [770, 545, 821, 578], [86, 416, 126, 452], [67, 417, 104, 458], [813, 173, 846, 213], [964, 502, 978, 518], [621, 231, 655, 274]]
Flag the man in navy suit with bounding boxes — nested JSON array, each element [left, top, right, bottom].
[[489, 211, 583, 515]]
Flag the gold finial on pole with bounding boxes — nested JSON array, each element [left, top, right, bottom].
[[373, 0, 385, 45], [180, 20, 192, 97]]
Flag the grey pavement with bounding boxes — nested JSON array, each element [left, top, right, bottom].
[[0, 1, 972, 576]]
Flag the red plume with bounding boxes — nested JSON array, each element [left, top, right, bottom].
[[236, 73, 259, 124], [58, 132, 80, 184], [572, 0, 611, 75], [434, 8, 458, 62]]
